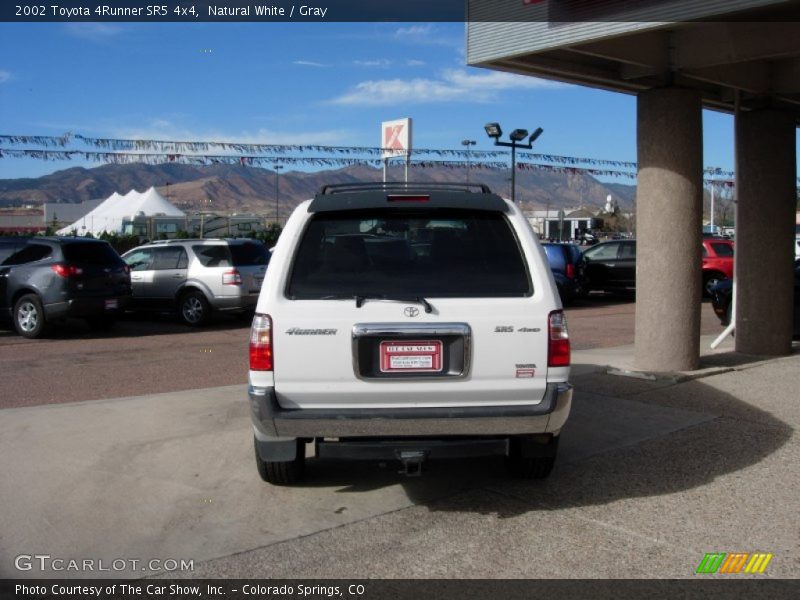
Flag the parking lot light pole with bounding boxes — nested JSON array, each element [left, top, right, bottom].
[[461, 139, 476, 183], [484, 123, 543, 203], [274, 164, 283, 226]]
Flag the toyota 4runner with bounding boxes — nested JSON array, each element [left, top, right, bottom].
[[248, 183, 572, 484]]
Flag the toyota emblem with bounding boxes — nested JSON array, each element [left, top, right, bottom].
[[403, 306, 420, 318]]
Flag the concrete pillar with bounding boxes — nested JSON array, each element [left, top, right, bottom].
[[634, 87, 703, 372], [734, 109, 796, 355]]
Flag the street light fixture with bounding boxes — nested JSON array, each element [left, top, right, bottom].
[[484, 122, 502, 139], [461, 139, 476, 183], [484, 122, 544, 203], [274, 164, 283, 226]]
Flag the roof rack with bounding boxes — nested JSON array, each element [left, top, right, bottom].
[[147, 238, 225, 244], [318, 182, 493, 195]]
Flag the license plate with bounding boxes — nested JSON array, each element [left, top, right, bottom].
[[105, 299, 118, 310], [380, 340, 443, 373]]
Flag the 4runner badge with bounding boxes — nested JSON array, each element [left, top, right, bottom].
[[286, 328, 337, 335], [403, 307, 420, 317]]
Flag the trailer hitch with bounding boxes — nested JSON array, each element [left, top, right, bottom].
[[397, 450, 427, 477]]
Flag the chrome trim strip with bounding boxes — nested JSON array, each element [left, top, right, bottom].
[[351, 322, 472, 381]]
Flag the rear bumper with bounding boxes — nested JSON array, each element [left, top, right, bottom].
[[45, 295, 131, 320], [249, 382, 573, 439], [211, 294, 258, 312]]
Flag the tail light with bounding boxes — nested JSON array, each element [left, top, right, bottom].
[[51, 264, 83, 278], [249, 314, 273, 371], [565, 262, 575, 280], [548, 310, 571, 367], [222, 269, 242, 285]]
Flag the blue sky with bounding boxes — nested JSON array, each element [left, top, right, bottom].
[[0, 21, 775, 181]]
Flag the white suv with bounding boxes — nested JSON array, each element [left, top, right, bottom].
[[248, 183, 572, 484]]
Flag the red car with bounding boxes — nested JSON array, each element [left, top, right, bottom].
[[702, 238, 734, 296]]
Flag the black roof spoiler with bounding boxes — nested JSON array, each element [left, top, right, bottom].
[[310, 182, 508, 213], [318, 182, 493, 195]]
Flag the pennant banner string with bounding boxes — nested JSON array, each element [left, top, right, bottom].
[[3, 135, 787, 183]]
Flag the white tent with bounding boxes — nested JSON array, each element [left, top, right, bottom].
[[57, 187, 185, 236]]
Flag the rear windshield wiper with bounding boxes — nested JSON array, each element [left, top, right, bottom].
[[354, 294, 433, 313], [317, 293, 434, 313]]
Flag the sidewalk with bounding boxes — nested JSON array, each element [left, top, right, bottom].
[[1, 337, 798, 579]]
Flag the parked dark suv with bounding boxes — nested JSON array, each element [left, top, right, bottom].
[[0, 237, 131, 338]]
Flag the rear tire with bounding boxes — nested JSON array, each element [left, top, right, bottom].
[[704, 272, 726, 297], [14, 294, 48, 339], [254, 438, 306, 485], [178, 290, 210, 326], [506, 435, 559, 479]]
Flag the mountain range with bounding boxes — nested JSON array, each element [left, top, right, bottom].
[[0, 163, 637, 217]]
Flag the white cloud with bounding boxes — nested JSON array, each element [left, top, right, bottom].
[[394, 24, 435, 39], [0, 70, 11, 84], [353, 59, 392, 68], [442, 68, 566, 91], [293, 60, 326, 67], [329, 68, 567, 107], [406, 60, 426, 67], [63, 23, 123, 41], [392, 24, 460, 48], [112, 121, 353, 148]]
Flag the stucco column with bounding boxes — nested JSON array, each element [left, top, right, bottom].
[[734, 109, 796, 355], [634, 87, 703, 372]]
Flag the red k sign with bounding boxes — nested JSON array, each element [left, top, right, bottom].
[[381, 118, 412, 158], [384, 125, 404, 150]]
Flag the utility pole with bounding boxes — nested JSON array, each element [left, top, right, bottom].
[[274, 164, 283, 226], [461, 139, 476, 184]]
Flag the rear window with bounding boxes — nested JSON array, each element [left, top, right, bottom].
[[230, 241, 270, 267], [62, 242, 122, 266], [287, 209, 531, 298], [542, 245, 567, 271]]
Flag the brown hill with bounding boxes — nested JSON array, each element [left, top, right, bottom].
[[0, 163, 635, 217]]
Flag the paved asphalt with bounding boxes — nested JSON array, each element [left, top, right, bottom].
[[1, 334, 798, 581]]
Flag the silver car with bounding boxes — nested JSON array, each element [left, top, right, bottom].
[[122, 238, 269, 325]]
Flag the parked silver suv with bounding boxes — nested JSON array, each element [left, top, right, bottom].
[[122, 238, 269, 325]]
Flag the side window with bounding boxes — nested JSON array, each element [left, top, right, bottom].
[[0, 242, 22, 265], [152, 247, 188, 270], [711, 243, 734, 257], [125, 249, 154, 271], [701, 245, 708, 258], [192, 245, 232, 267], [619, 242, 636, 259], [584, 243, 619, 261], [3, 244, 52, 265], [176, 248, 188, 269]]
